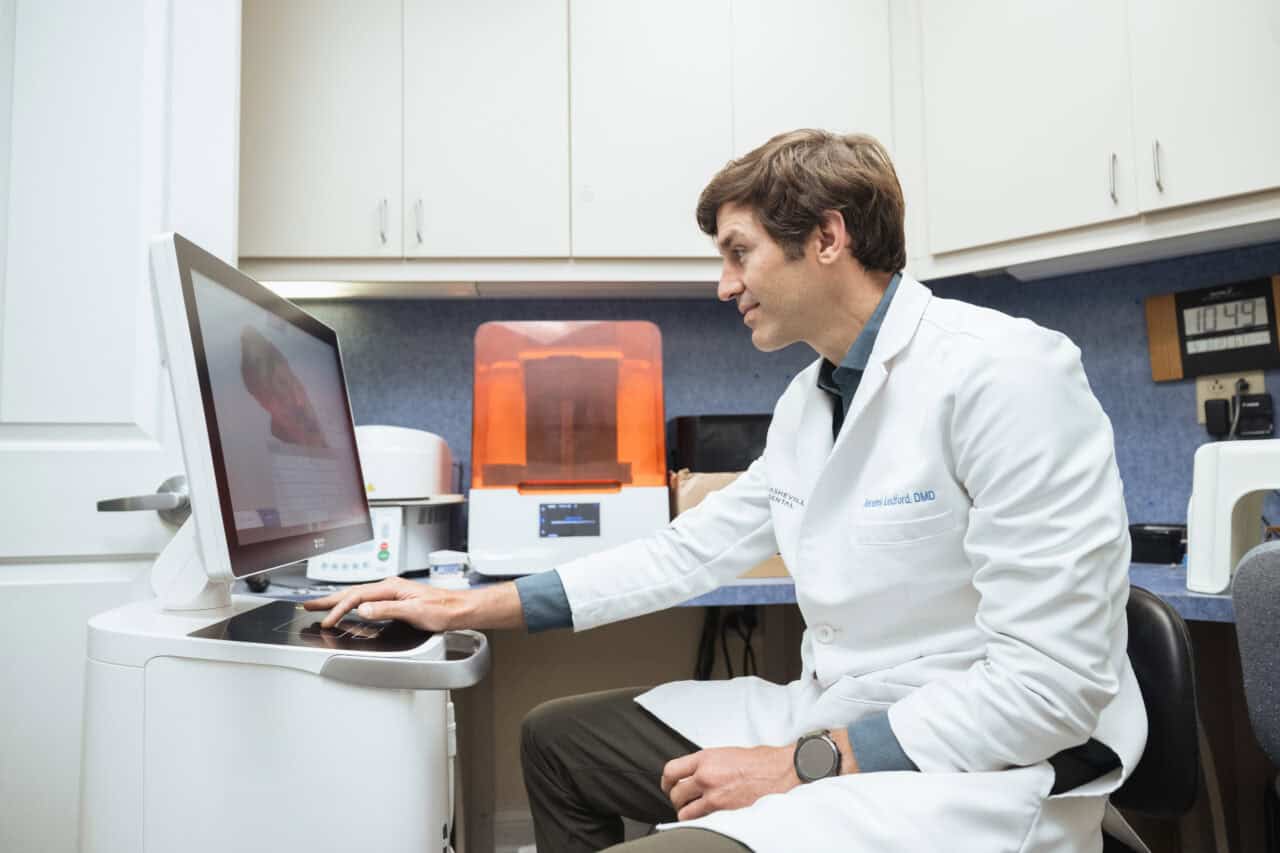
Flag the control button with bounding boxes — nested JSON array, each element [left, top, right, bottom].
[[377, 550, 391, 562], [814, 625, 835, 644], [380, 542, 389, 551]]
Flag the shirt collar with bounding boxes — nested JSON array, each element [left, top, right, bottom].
[[817, 271, 901, 394]]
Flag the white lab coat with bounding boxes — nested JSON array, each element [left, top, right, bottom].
[[556, 275, 1147, 852]]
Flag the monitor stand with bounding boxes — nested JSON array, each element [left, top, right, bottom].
[[152, 519, 232, 611]]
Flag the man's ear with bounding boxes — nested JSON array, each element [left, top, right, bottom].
[[813, 210, 850, 263]]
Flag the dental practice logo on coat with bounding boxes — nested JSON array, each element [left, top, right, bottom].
[[863, 489, 936, 509], [768, 487, 806, 510]]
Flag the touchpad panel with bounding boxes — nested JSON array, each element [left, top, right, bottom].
[[190, 600, 432, 652]]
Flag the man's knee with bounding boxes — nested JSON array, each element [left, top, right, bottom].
[[521, 695, 575, 769]]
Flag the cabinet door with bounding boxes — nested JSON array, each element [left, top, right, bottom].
[[404, 0, 569, 257], [571, 0, 732, 257], [239, 0, 401, 257], [732, 0, 893, 156], [920, 1, 1137, 254], [1129, 0, 1280, 212]]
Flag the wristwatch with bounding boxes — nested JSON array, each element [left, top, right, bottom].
[[793, 729, 842, 783]]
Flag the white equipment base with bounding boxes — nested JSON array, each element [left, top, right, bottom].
[[79, 596, 486, 853], [1187, 438, 1280, 593], [467, 485, 669, 576]]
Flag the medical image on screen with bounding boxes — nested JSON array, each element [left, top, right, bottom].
[[191, 270, 367, 547], [239, 326, 328, 448]]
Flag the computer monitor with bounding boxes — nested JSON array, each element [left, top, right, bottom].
[[148, 233, 371, 606]]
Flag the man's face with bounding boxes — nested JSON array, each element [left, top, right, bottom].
[[714, 202, 816, 352]]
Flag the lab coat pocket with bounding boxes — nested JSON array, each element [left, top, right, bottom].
[[829, 674, 916, 707], [803, 675, 917, 733], [848, 508, 958, 546]]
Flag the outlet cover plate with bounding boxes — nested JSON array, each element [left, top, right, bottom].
[[1195, 371, 1266, 423]]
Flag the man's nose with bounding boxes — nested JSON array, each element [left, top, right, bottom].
[[717, 266, 742, 302]]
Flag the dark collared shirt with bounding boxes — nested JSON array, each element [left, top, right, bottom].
[[815, 271, 901, 440]]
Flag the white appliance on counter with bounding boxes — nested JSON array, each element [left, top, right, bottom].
[[82, 234, 487, 853], [306, 425, 463, 583], [1186, 438, 1280, 593]]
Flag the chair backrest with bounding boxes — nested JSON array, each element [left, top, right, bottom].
[[1231, 541, 1280, 767], [1110, 585, 1200, 817]]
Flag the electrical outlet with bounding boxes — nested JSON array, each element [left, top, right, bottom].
[[1195, 371, 1266, 423]]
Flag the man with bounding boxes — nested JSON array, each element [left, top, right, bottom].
[[307, 130, 1146, 852]]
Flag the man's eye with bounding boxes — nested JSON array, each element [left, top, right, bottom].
[[733, 248, 746, 261]]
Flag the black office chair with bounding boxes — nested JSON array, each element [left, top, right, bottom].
[[1102, 585, 1202, 852], [1231, 542, 1280, 852]]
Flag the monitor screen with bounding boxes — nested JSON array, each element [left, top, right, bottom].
[[174, 237, 371, 577]]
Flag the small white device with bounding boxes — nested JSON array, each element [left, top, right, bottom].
[[1186, 438, 1280, 592], [306, 504, 404, 582], [306, 425, 462, 582], [80, 234, 488, 853]]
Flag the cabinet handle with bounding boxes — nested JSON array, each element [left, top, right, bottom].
[[1153, 139, 1164, 193], [415, 198, 424, 245], [1110, 153, 1118, 203], [379, 198, 388, 245]]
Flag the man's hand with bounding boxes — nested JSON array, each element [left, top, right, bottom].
[[660, 746, 801, 821], [302, 577, 525, 631]]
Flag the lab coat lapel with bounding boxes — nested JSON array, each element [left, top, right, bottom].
[[802, 277, 932, 525]]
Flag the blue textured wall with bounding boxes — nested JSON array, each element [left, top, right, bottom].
[[308, 240, 1280, 527]]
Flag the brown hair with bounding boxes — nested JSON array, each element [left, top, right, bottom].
[[696, 129, 906, 273]]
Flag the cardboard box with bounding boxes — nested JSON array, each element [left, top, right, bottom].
[[669, 469, 791, 579]]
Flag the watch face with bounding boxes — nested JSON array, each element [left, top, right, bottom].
[[795, 734, 839, 782]]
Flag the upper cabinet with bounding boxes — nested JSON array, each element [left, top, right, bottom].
[[569, 0, 894, 258], [919, 1, 1138, 255], [240, 0, 403, 257], [1128, 0, 1280, 213], [239, 0, 1280, 284], [569, 0, 733, 258], [731, 0, 893, 156], [403, 0, 570, 257], [241, 0, 570, 259], [241, 0, 893, 263], [917, 0, 1280, 261]]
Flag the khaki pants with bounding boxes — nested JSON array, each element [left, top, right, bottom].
[[520, 687, 752, 853]]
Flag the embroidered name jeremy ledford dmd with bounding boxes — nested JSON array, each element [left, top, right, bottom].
[[769, 488, 806, 510], [863, 489, 936, 509]]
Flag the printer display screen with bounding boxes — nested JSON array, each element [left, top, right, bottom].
[[539, 503, 600, 538]]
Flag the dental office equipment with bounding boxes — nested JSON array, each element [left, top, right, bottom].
[[81, 233, 487, 853], [1186, 438, 1280, 592], [306, 425, 462, 582], [467, 321, 670, 575]]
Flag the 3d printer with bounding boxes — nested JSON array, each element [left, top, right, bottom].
[[467, 321, 669, 575]]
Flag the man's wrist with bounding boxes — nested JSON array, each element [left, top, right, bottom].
[[453, 582, 525, 630], [828, 728, 859, 775]]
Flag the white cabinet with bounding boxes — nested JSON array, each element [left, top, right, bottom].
[[920, 0, 1137, 255], [239, 0, 402, 257], [1128, 0, 1280, 212], [571, 0, 893, 258], [732, 0, 893, 156], [570, 0, 733, 258], [403, 0, 569, 257]]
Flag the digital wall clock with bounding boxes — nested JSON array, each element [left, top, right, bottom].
[[1144, 275, 1280, 382]]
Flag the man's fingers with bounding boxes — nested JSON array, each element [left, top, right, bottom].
[[355, 599, 418, 625], [677, 794, 714, 822], [668, 775, 702, 812], [301, 589, 346, 610], [661, 752, 700, 795], [317, 583, 394, 628]]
